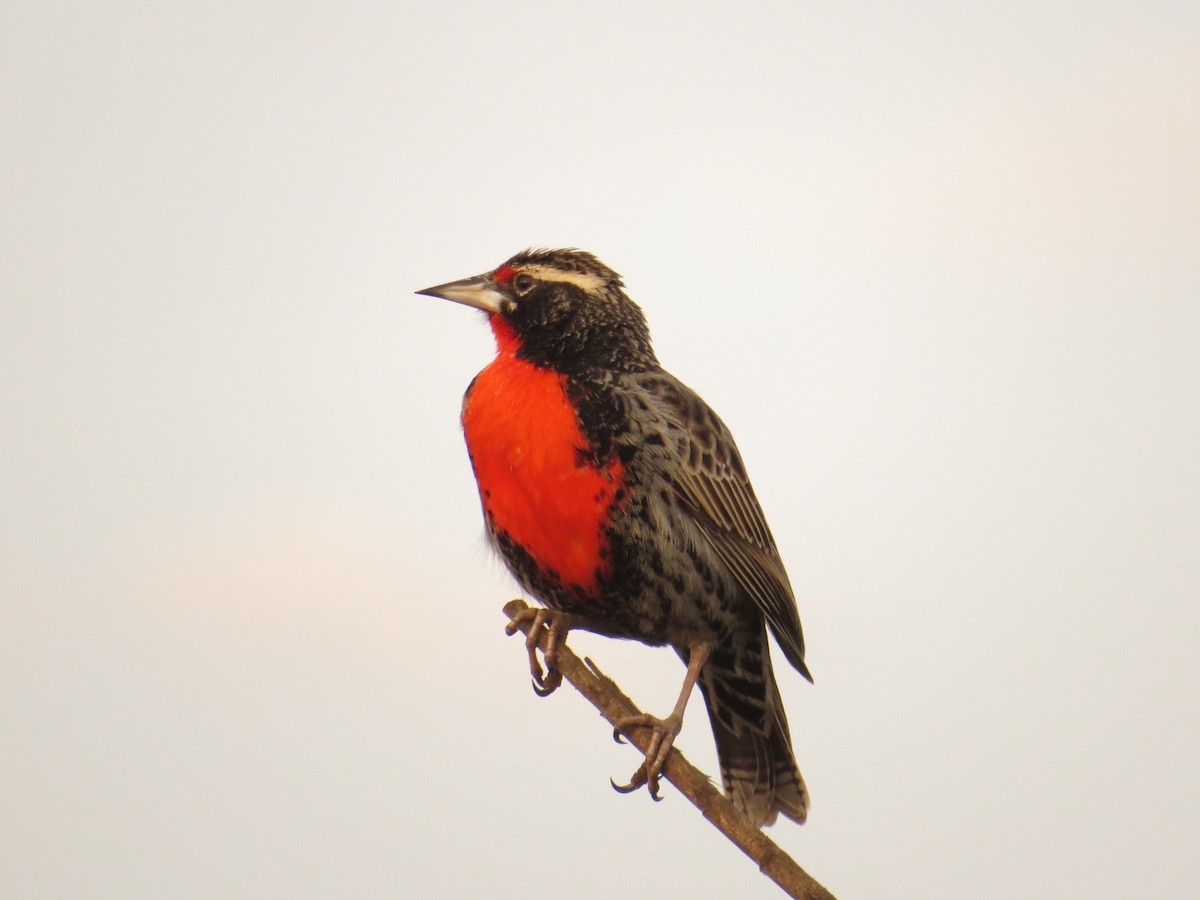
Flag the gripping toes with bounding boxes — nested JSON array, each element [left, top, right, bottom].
[[610, 712, 683, 802], [504, 607, 568, 696]]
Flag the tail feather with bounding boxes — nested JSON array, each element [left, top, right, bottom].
[[695, 634, 808, 827]]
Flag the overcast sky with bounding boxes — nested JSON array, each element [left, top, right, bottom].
[[3, 3, 1198, 898]]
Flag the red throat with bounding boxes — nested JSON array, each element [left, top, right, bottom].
[[488, 314, 521, 356], [462, 318, 623, 595]]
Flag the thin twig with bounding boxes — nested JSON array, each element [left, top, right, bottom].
[[502, 599, 836, 900]]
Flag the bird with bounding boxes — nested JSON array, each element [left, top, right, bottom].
[[417, 248, 811, 826]]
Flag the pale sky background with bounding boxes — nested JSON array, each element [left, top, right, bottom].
[[3, 3, 1198, 898]]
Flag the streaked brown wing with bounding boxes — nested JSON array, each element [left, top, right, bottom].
[[648, 375, 811, 680]]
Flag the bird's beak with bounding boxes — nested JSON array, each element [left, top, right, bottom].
[[415, 273, 504, 314]]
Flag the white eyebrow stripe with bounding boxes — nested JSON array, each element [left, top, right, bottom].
[[521, 264, 606, 292]]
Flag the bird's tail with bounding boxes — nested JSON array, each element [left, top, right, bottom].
[[694, 633, 808, 827]]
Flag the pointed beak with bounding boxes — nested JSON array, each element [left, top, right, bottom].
[[415, 273, 504, 314]]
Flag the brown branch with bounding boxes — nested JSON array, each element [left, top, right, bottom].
[[502, 599, 836, 900]]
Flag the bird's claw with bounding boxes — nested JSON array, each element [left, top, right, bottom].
[[532, 667, 562, 696], [609, 712, 682, 803], [610, 765, 664, 801], [505, 607, 569, 697]]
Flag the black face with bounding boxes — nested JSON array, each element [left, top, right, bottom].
[[494, 249, 658, 377]]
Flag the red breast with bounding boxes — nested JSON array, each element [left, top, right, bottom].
[[461, 317, 623, 594]]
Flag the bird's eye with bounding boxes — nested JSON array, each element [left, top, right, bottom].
[[512, 273, 536, 295]]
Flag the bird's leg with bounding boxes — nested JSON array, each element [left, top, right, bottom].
[[504, 606, 573, 696], [611, 641, 712, 801]]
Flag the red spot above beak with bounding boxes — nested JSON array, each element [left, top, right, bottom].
[[494, 265, 517, 284]]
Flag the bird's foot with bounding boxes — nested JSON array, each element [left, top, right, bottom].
[[504, 606, 571, 696], [609, 711, 684, 802]]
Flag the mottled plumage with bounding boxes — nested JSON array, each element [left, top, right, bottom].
[[418, 248, 810, 826]]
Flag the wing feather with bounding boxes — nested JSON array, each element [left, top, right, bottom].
[[634, 373, 811, 680]]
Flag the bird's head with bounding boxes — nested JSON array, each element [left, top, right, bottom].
[[417, 248, 658, 376]]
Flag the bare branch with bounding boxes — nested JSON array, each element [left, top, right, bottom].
[[502, 599, 836, 900]]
